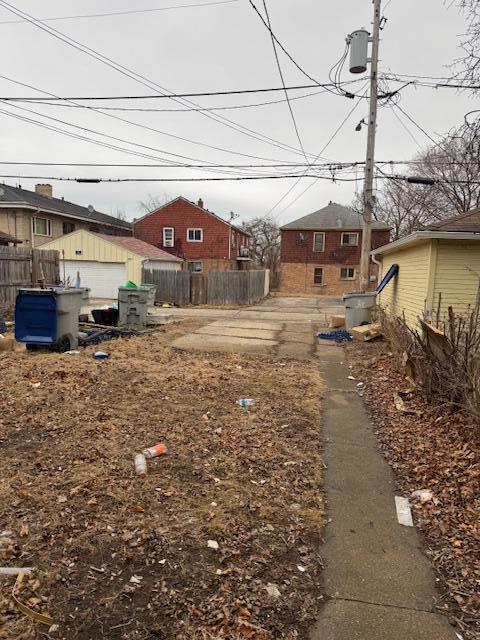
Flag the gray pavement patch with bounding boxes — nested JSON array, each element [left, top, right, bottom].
[[310, 599, 455, 640]]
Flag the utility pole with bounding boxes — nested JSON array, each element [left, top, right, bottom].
[[356, 0, 382, 291]]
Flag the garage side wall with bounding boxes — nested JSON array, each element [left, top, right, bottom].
[[433, 240, 480, 320], [379, 241, 432, 328]]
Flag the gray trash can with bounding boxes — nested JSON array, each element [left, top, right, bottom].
[[343, 292, 377, 330], [118, 286, 156, 331]]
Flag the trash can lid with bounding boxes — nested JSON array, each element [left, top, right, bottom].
[[343, 291, 378, 301]]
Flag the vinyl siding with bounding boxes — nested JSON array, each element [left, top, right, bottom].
[[41, 229, 143, 283], [432, 240, 480, 320], [379, 241, 432, 328]]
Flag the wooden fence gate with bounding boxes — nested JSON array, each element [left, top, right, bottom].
[[142, 269, 191, 306], [0, 247, 61, 306]]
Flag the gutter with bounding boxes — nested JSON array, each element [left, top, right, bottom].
[[372, 230, 480, 257], [0, 202, 131, 231]]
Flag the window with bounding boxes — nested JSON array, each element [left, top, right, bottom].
[[188, 261, 203, 273], [313, 232, 325, 252], [340, 267, 355, 280], [163, 227, 174, 247], [187, 228, 203, 242], [313, 267, 323, 285], [341, 232, 359, 246], [63, 221, 75, 235], [32, 217, 52, 236]]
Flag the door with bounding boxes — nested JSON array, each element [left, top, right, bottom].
[[62, 260, 126, 298]]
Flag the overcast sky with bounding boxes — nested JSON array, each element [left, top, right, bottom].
[[0, 0, 476, 225]]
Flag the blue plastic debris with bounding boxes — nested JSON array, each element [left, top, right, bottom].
[[316, 329, 352, 343]]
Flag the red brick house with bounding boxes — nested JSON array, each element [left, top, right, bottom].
[[280, 202, 390, 296], [133, 197, 251, 274]]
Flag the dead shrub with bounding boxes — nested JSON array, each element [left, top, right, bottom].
[[378, 294, 480, 429]]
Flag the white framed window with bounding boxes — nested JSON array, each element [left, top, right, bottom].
[[188, 261, 203, 273], [32, 217, 52, 237], [163, 227, 174, 248], [187, 228, 203, 242], [340, 267, 355, 280], [341, 232, 359, 246], [313, 232, 325, 252], [313, 267, 324, 285]]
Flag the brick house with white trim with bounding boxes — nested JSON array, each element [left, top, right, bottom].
[[280, 202, 391, 296], [133, 196, 251, 274]]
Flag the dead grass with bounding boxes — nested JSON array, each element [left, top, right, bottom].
[[0, 331, 325, 640]]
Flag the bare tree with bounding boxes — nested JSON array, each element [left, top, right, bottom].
[[454, 0, 480, 84], [241, 217, 280, 271], [374, 116, 480, 239], [112, 207, 128, 221], [138, 192, 173, 214]]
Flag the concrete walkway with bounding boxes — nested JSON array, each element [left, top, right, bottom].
[[311, 353, 456, 639]]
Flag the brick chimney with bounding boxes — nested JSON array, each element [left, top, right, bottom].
[[197, 198, 204, 209], [35, 183, 52, 198]]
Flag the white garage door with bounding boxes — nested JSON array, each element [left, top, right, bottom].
[[62, 260, 126, 299]]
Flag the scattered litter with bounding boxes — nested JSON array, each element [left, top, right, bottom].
[[356, 382, 364, 387], [297, 565, 306, 572], [64, 350, 80, 355], [350, 323, 382, 342], [12, 571, 53, 626], [0, 567, 34, 575], [129, 575, 143, 584], [411, 489, 434, 503], [142, 443, 167, 459], [265, 583, 281, 598], [57, 495, 67, 504], [393, 393, 419, 415], [159, 559, 167, 565], [134, 453, 147, 477], [31, 382, 41, 389], [317, 329, 352, 343], [347, 375, 356, 380], [207, 540, 219, 550], [238, 398, 255, 408], [395, 496, 414, 527], [93, 351, 109, 360]]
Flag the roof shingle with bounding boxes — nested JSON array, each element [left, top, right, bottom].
[[0, 183, 132, 231], [96, 234, 183, 261], [281, 201, 391, 231], [427, 208, 480, 232]]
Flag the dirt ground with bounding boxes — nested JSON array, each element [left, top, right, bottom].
[[0, 321, 325, 640], [345, 341, 480, 640]]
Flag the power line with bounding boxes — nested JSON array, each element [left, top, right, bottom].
[[0, 74, 311, 167], [0, 0, 240, 24], [0, 1, 315, 161], [270, 88, 368, 216], [1, 172, 476, 185], [389, 104, 423, 149], [257, 0, 308, 164], [0, 173, 361, 183], [0, 83, 331, 101]]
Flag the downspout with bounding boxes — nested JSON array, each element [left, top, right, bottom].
[[371, 251, 382, 288], [30, 208, 41, 248]]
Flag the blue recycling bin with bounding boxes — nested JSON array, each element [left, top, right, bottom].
[[15, 287, 83, 351]]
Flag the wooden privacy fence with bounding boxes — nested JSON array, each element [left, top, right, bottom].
[[0, 247, 60, 305], [142, 269, 191, 306], [207, 270, 266, 305], [142, 268, 268, 306]]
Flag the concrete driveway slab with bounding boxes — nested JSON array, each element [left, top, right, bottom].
[[208, 319, 284, 331], [196, 325, 278, 340], [172, 333, 277, 353]]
